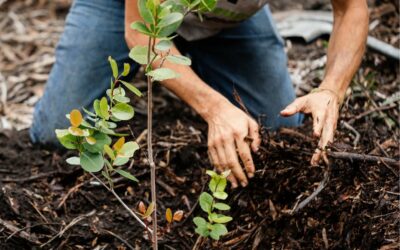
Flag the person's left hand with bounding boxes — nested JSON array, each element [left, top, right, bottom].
[[280, 88, 341, 166]]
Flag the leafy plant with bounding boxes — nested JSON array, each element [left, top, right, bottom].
[[193, 170, 232, 240], [55, 0, 218, 249]]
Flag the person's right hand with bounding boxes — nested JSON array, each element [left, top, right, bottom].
[[205, 100, 261, 188]]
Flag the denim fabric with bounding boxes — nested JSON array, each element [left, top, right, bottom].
[[30, 0, 302, 146]]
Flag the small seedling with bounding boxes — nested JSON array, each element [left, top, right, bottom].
[[193, 170, 232, 240], [55, 0, 219, 248]]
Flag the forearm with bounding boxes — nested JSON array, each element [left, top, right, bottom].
[[321, 1, 369, 99]]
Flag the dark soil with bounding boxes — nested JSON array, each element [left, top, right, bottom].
[[0, 0, 399, 250]]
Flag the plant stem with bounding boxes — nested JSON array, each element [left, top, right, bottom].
[[88, 172, 152, 234], [147, 36, 158, 250]]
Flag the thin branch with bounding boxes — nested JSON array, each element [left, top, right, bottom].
[[89, 173, 152, 234], [291, 166, 330, 214], [147, 34, 158, 249], [103, 229, 135, 250], [328, 151, 398, 166]]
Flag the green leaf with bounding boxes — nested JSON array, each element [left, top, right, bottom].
[[146, 68, 179, 81], [93, 99, 101, 117], [108, 56, 118, 79], [100, 97, 110, 120], [103, 144, 115, 160], [55, 129, 78, 149], [158, 12, 183, 28], [193, 217, 209, 237], [213, 202, 230, 211], [119, 141, 139, 158], [199, 192, 213, 213], [82, 107, 96, 117], [157, 13, 183, 37], [213, 191, 228, 200], [193, 217, 207, 228], [166, 55, 191, 65], [83, 132, 112, 153], [111, 103, 134, 121], [129, 45, 153, 65], [66, 156, 80, 165], [144, 202, 155, 218], [115, 169, 139, 182], [122, 63, 130, 77], [209, 213, 232, 224], [216, 178, 226, 192], [138, 0, 155, 24], [155, 40, 173, 51], [199, 0, 217, 11], [157, 5, 171, 19], [80, 151, 104, 172], [113, 95, 130, 103], [206, 170, 218, 177], [113, 156, 130, 166], [210, 223, 228, 240], [130, 21, 153, 36], [120, 80, 142, 97]]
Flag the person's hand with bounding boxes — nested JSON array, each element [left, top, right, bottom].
[[205, 100, 261, 188], [280, 88, 341, 166]]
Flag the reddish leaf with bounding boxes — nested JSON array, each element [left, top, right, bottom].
[[173, 210, 184, 222], [138, 201, 146, 215]]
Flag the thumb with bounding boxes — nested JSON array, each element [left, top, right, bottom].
[[280, 98, 305, 117]]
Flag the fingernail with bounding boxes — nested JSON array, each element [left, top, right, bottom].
[[241, 181, 248, 187], [248, 173, 254, 178], [232, 182, 238, 189]]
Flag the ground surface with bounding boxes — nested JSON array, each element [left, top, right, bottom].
[[0, 0, 399, 249]]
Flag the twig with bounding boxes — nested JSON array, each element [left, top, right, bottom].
[[192, 236, 204, 250], [233, 87, 251, 116], [279, 128, 398, 166], [40, 210, 96, 247], [341, 121, 360, 147], [6, 222, 59, 241], [103, 229, 135, 250], [291, 166, 330, 214], [279, 128, 313, 142], [89, 173, 152, 234], [57, 182, 84, 209], [328, 151, 398, 166], [0, 217, 40, 244], [156, 179, 176, 197], [1, 170, 59, 183], [348, 104, 397, 124]]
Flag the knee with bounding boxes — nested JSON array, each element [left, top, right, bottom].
[[30, 101, 66, 148]]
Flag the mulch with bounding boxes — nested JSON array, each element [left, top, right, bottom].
[[0, 0, 398, 249]]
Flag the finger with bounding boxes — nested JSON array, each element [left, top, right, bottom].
[[216, 144, 240, 188], [312, 110, 326, 138], [208, 147, 219, 168], [225, 141, 248, 187], [227, 175, 238, 189], [280, 97, 306, 117], [248, 119, 261, 152], [311, 107, 338, 166], [236, 138, 255, 178]]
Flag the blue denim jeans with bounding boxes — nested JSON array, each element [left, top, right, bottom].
[[30, 0, 302, 146]]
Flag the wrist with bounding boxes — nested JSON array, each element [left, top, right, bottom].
[[319, 79, 348, 102], [197, 94, 231, 122]]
